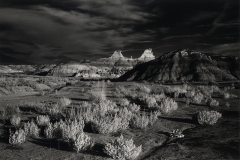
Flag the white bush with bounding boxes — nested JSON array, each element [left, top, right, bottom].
[[91, 107, 132, 134], [9, 129, 26, 145], [130, 113, 149, 129], [10, 115, 21, 126], [36, 115, 50, 126], [44, 119, 84, 141], [223, 92, 230, 99], [88, 81, 106, 101], [59, 97, 72, 107], [24, 120, 40, 137], [207, 98, 219, 107], [70, 132, 93, 152], [128, 103, 140, 113], [196, 110, 222, 125], [149, 111, 159, 126], [158, 98, 178, 114], [104, 134, 142, 160], [120, 98, 130, 107]]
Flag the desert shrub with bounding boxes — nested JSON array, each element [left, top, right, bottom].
[[24, 120, 40, 137], [230, 94, 237, 98], [149, 111, 159, 126], [135, 84, 151, 94], [9, 129, 26, 146], [70, 132, 93, 152], [225, 102, 230, 107], [185, 89, 196, 98], [88, 88, 106, 102], [130, 113, 149, 129], [10, 115, 21, 126], [207, 98, 219, 107], [44, 122, 55, 139], [97, 100, 117, 115], [36, 115, 50, 126], [61, 119, 85, 141], [128, 103, 140, 113], [48, 103, 64, 119], [19, 101, 48, 113], [91, 107, 132, 134], [3, 105, 20, 119], [44, 119, 84, 141], [120, 98, 130, 107], [59, 97, 72, 107], [154, 93, 166, 100], [191, 92, 204, 104], [157, 98, 178, 114], [195, 110, 222, 125], [104, 134, 142, 160], [88, 81, 106, 102], [138, 93, 166, 108], [145, 96, 157, 108], [39, 90, 46, 96], [115, 86, 129, 98], [223, 92, 230, 99]]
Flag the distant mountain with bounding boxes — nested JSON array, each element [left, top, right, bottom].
[[118, 49, 240, 82]]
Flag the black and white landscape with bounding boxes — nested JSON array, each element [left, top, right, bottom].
[[0, 0, 239, 159]]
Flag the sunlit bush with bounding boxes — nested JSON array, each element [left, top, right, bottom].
[[44, 119, 84, 141], [195, 110, 222, 125], [130, 113, 149, 129], [120, 98, 130, 107], [10, 115, 21, 126], [157, 98, 178, 114], [9, 129, 26, 146], [128, 103, 140, 113], [3, 105, 20, 119], [36, 115, 50, 126], [59, 97, 72, 107], [104, 134, 142, 160], [207, 98, 219, 107], [24, 120, 40, 137], [88, 81, 106, 101], [149, 111, 159, 126], [91, 107, 132, 134], [70, 132, 93, 152]]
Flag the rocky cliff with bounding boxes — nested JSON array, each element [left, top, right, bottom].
[[118, 49, 240, 82]]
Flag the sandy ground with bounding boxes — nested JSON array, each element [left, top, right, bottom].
[[0, 81, 239, 160]]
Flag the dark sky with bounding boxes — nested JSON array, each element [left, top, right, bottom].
[[0, 0, 239, 64]]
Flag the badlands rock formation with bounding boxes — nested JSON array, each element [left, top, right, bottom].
[[119, 49, 240, 82]]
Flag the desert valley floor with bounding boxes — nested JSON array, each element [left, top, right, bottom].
[[0, 78, 239, 160]]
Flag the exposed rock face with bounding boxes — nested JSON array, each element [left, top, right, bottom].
[[119, 49, 240, 82], [90, 49, 156, 77], [110, 50, 124, 60], [48, 62, 98, 77], [138, 48, 155, 61], [0, 65, 23, 73]]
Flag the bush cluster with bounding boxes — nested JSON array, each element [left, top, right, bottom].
[[10, 115, 21, 126], [104, 134, 142, 160], [195, 110, 222, 125], [9, 129, 26, 146], [24, 120, 40, 137]]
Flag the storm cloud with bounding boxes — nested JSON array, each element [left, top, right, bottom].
[[0, 0, 239, 64]]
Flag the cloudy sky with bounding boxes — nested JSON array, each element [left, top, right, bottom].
[[0, 0, 239, 64]]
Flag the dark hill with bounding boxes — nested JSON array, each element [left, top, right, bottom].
[[118, 49, 240, 82]]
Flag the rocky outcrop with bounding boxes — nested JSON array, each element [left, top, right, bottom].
[[90, 49, 156, 77], [48, 62, 98, 77], [0, 65, 23, 73], [118, 49, 240, 82], [138, 48, 155, 61]]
